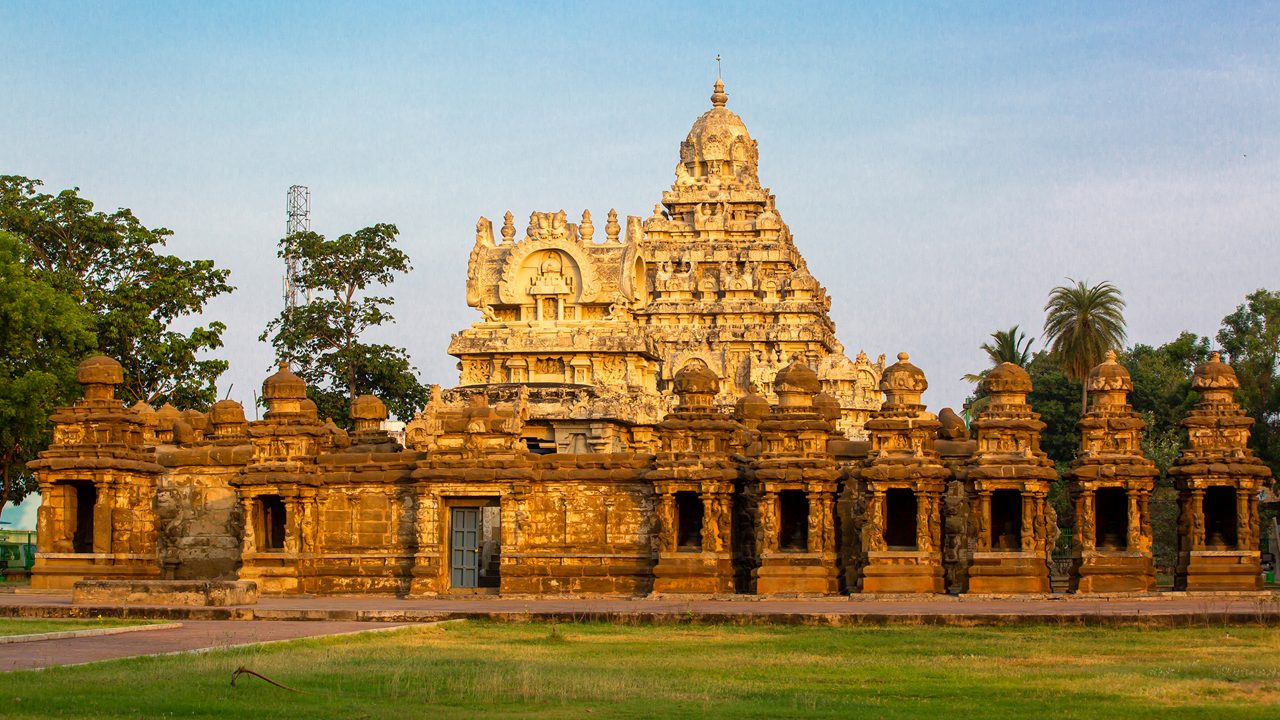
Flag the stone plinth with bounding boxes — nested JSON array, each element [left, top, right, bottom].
[[72, 579, 258, 606]]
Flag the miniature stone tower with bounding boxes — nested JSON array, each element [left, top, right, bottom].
[[648, 362, 746, 594], [854, 353, 950, 593], [749, 360, 842, 595], [1067, 351, 1158, 593], [958, 362, 1058, 593], [29, 356, 162, 589], [1170, 352, 1270, 590]]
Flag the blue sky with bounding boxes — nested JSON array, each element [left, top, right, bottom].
[[3, 1, 1278, 472]]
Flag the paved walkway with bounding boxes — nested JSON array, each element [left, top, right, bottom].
[[0, 620, 412, 671], [2, 590, 1278, 625]]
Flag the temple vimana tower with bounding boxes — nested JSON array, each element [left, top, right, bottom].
[[27, 80, 1272, 598]]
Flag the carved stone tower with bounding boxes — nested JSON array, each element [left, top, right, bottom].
[[748, 360, 842, 595], [1169, 352, 1270, 590], [957, 362, 1058, 593], [854, 353, 949, 593], [647, 362, 746, 594], [29, 356, 162, 589], [1066, 351, 1158, 593]]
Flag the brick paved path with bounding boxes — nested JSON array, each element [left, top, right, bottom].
[[2, 590, 1277, 624], [0, 620, 411, 671]]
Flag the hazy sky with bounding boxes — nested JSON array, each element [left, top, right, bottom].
[[3, 1, 1278, 441]]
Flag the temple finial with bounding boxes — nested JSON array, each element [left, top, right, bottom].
[[711, 77, 727, 108]]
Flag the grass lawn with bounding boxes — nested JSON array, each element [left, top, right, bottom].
[[4, 621, 1279, 719], [0, 618, 158, 637]]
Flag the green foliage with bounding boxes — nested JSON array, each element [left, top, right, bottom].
[[261, 225, 427, 425], [1024, 351, 1082, 465], [0, 175, 233, 407], [1216, 289, 1280, 475], [982, 325, 1035, 368], [1043, 279, 1127, 411], [0, 231, 96, 517]]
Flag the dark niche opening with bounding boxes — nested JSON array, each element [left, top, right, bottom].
[[70, 481, 97, 553], [991, 490, 1023, 551], [1203, 486, 1238, 549], [675, 491, 704, 551], [779, 490, 809, 551], [884, 488, 918, 550], [257, 495, 287, 552], [1095, 487, 1129, 550]]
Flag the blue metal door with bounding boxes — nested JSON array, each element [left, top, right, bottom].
[[450, 507, 480, 588]]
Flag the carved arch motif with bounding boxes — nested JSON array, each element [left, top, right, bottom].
[[497, 238, 602, 305]]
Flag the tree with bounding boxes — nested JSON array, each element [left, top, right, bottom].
[[1216, 289, 1280, 475], [0, 231, 96, 520], [962, 325, 1036, 420], [1043, 279, 1127, 413], [261, 224, 428, 425], [0, 176, 233, 407]]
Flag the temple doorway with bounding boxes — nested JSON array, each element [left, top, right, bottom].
[[450, 504, 501, 589], [1095, 488, 1129, 550], [69, 481, 96, 553]]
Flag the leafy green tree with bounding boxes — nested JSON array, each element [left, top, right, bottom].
[[261, 224, 428, 425], [0, 176, 233, 407], [1043, 279, 1127, 413], [0, 231, 96, 520], [1216, 289, 1280, 475]]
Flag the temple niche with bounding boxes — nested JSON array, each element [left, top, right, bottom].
[[1170, 353, 1270, 590], [1067, 352, 1159, 593], [445, 79, 884, 446]]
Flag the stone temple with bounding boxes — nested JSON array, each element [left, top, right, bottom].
[[26, 81, 1271, 600]]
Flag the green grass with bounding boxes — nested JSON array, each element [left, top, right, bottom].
[[5, 621, 1280, 718], [0, 618, 157, 637]]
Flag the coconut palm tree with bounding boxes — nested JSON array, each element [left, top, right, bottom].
[[962, 325, 1036, 383], [1043, 279, 1127, 412]]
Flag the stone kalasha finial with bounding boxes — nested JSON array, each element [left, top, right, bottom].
[[673, 362, 719, 410], [209, 399, 248, 438], [773, 358, 819, 411], [501, 211, 516, 244], [579, 210, 595, 243], [263, 361, 308, 416], [711, 77, 728, 108], [76, 355, 123, 402], [1086, 349, 1131, 407], [981, 362, 1033, 406], [351, 394, 388, 432], [879, 352, 928, 408], [1191, 351, 1240, 405], [605, 209, 621, 243]]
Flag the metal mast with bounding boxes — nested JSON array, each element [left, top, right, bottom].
[[284, 185, 311, 309]]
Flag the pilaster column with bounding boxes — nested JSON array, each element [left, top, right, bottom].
[[1237, 489, 1251, 548], [1081, 491, 1096, 551], [759, 491, 779, 553], [1020, 492, 1035, 552], [1190, 489, 1205, 550], [1127, 489, 1141, 550], [658, 493, 676, 553], [977, 491, 992, 552]]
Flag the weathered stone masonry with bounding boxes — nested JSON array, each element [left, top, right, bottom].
[[28, 81, 1272, 596]]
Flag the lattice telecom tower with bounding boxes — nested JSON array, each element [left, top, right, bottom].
[[284, 185, 311, 309]]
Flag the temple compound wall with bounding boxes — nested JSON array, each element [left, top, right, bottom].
[[28, 351, 1271, 596], [25, 82, 1272, 596]]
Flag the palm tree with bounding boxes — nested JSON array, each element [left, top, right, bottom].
[[981, 325, 1035, 367], [961, 326, 1036, 422], [1043, 279, 1127, 412]]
